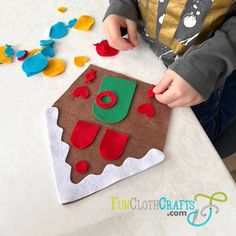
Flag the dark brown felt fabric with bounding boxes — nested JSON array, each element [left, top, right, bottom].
[[53, 65, 171, 184]]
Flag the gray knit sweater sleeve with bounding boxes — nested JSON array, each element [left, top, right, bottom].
[[103, 0, 139, 22], [169, 17, 236, 100]]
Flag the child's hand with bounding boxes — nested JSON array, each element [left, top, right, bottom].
[[153, 69, 204, 108], [103, 14, 138, 51]]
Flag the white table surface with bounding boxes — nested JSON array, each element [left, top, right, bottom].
[[0, 0, 236, 235]]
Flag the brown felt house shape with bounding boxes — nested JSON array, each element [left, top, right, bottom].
[[46, 65, 171, 204]]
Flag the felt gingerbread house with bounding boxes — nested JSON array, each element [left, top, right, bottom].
[[46, 65, 171, 204]]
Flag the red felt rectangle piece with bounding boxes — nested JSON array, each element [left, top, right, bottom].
[[70, 120, 100, 149], [99, 128, 128, 161]]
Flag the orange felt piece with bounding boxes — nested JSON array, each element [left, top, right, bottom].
[[74, 56, 89, 67], [73, 15, 94, 31], [57, 7, 67, 13], [28, 48, 41, 56], [42, 58, 65, 77]]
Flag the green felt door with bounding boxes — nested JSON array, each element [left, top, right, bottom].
[[92, 76, 137, 124]]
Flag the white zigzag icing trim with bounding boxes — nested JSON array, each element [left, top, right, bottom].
[[46, 107, 165, 204]]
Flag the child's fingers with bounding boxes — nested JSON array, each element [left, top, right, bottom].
[[126, 20, 138, 47], [105, 27, 126, 51], [105, 29, 121, 50], [109, 21, 133, 50], [155, 89, 177, 104], [153, 76, 173, 94]]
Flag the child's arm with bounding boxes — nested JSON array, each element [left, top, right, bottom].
[[154, 16, 236, 108], [103, 0, 139, 50], [103, 0, 139, 23]]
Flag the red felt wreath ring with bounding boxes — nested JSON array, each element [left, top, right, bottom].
[[96, 90, 117, 109]]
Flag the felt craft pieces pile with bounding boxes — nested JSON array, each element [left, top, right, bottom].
[[1, 12, 120, 79]]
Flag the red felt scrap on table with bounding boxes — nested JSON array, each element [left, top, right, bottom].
[[94, 40, 119, 57], [137, 103, 155, 117], [96, 90, 117, 109], [18, 50, 29, 61], [147, 85, 156, 98], [71, 85, 89, 98], [100, 129, 128, 161], [85, 69, 96, 83], [75, 160, 89, 174], [70, 120, 100, 149]]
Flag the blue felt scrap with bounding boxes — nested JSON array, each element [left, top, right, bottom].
[[40, 39, 55, 47], [41, 46, 55, 57], [5, 45, 14, 57], [16, 50, 26, 58], [49, 22, 68, 39], [68, 18, 77, 28], [22, 53, 48, 77]]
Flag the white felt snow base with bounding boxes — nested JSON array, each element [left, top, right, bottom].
[[46, 107, 165, 204]]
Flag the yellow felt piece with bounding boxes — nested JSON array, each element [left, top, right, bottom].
[[42, 59, 65, 77], [57, 7, 67, 13], [73, 15, 94, 31], [28, 48, 41, 56], [0, 46, 13, 64], [74, 56, 89, 67]]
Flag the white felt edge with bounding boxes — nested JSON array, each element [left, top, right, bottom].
[[45, 107, 165, 204]]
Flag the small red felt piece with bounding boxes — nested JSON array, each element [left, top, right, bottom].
[[85, 69, 96, 83], [71, 85, 89, 98], [94, 40, 119, 57], [70, 120, 100, 149], [100, 129, 128, 161], [18, 50, 29, 61], [147, 85, 156, 98], [137, 103, 155, 117], [75, 160, 89, 174], [96, 90, 117, 109]]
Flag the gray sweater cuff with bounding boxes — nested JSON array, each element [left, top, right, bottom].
[[103, 0, 139, 23], [169, 59, 216, 100]]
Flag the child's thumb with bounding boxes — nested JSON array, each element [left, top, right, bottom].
[[126, 20, 138, 47], [153, 76, 173, 94]]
